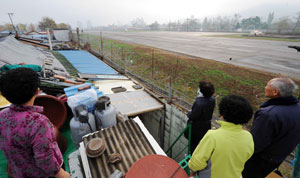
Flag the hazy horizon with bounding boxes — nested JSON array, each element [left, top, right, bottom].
[[0, 0, 300, 28]]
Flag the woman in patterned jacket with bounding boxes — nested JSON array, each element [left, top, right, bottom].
[[0, 68, 69, 178]]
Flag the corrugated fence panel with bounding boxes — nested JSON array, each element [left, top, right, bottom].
[[82, 119, 155, 178], [58, 50, 118, 75]]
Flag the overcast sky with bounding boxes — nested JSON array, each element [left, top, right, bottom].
[[0, 0, 299, 28]]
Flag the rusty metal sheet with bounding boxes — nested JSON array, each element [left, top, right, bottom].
[[82, 119, 156, 178]]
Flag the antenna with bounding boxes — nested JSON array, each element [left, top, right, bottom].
[[7, 13, 18, 37]]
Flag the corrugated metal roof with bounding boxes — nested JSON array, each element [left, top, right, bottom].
[[82, 119, 156, 178], [0, 36, 68, 75], [58, 50, 118, 75]]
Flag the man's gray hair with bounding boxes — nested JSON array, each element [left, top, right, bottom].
[[270, 78, 298, 97]]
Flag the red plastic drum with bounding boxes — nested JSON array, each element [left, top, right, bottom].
[[34, 95, 67, 154], [34, 95, 67, 128]]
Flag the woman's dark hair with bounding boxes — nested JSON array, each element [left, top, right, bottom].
[[199, 81, 215, 97], [0, 68, 40, 104], [219, 95, 253, 125]]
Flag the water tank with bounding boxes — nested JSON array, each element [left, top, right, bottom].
[[70, 105, 96, 147], [94, 96, 116, 128]]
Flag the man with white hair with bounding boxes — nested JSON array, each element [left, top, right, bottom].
[[242, 77, 300, 178]]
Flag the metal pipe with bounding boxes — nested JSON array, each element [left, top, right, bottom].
[[47, 29, 53, 50], [160, 107, 166, 149], [8, 13, 18, 37]]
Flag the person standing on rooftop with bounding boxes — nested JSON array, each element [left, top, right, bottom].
[[189, 95, 254, 178], [0, 68, 70, 178], [242, 77, 300, 178], [186, 81, 215, 154]]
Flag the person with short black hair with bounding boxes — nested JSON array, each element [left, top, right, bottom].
[[0, 68, 70, 178], [219, 95, 253, 125], [186, 81, 215, 153], [199, 81, 215, 98], [242, 77, 300, 178], [189, 95, 254, 178], [0, 68, 40, 104]]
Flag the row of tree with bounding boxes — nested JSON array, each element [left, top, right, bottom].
[[1, 14, 299, 34], [0, 17, 71, 32], [119, 12, 299, 33]]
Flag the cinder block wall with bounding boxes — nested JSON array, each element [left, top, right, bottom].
[[140, 109, 162, 143], [140, 102, 189, 162]]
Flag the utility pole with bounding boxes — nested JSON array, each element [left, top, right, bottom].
[[7, 13, 18, 37]]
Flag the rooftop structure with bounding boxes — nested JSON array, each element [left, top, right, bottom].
[[0, 33, 294, 178]]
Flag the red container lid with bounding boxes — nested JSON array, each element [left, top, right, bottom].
[[34, 95, 67, 128], [125, 154, 188, 178]]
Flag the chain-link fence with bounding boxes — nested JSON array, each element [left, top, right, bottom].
[[78, 33, 194, 111]]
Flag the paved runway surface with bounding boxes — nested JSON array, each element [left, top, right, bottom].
[[88, 31, 300, 79]]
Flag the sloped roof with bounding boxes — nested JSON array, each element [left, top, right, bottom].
[[58, 50, 118, 75], [0, 36, 44, 66], [81, 118, 164, 178], [0, 36, 68, 75]]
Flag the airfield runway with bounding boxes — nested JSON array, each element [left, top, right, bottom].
[[89, 31, 300, 79]]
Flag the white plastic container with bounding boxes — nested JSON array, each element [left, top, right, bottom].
[[70, 105, 96, 148], [94, 96, 117, 128]]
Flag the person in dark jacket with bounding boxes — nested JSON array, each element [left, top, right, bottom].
[[187, 81, 215, 153], [242, 77, 300, 178]]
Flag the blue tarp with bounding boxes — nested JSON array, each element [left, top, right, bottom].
[[64, 83, 102, 98], [58, 50, 118, 75]]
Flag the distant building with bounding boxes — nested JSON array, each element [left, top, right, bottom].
[[53, 29, 71, 42], [23, 30, 55, 40]]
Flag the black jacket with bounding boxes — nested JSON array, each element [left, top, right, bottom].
[[251, 96, 300, 164], [187, 96, 215, 152]]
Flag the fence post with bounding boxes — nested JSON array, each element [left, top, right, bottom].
[[122, 47, 125, 73], [99, 31, 101, 54], [124, 53, 127, 74], [100, 31, 103, 56], [152, 49, 154, 79], [111, 44, 113, 57], [76, 27, 80, 49], [168, 77, 172, 103]]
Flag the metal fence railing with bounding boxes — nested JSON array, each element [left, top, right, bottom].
[[78, 34, 194, 111]]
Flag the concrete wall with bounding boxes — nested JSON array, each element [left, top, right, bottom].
[[140, 102, 189, 162]]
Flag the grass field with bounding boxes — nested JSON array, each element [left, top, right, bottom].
[[82, 33, 300, 111], [81, 33, 299, 177]]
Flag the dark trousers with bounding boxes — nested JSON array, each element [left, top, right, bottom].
[[242, 155, 281, 178], [190, 122, 211, 154]]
